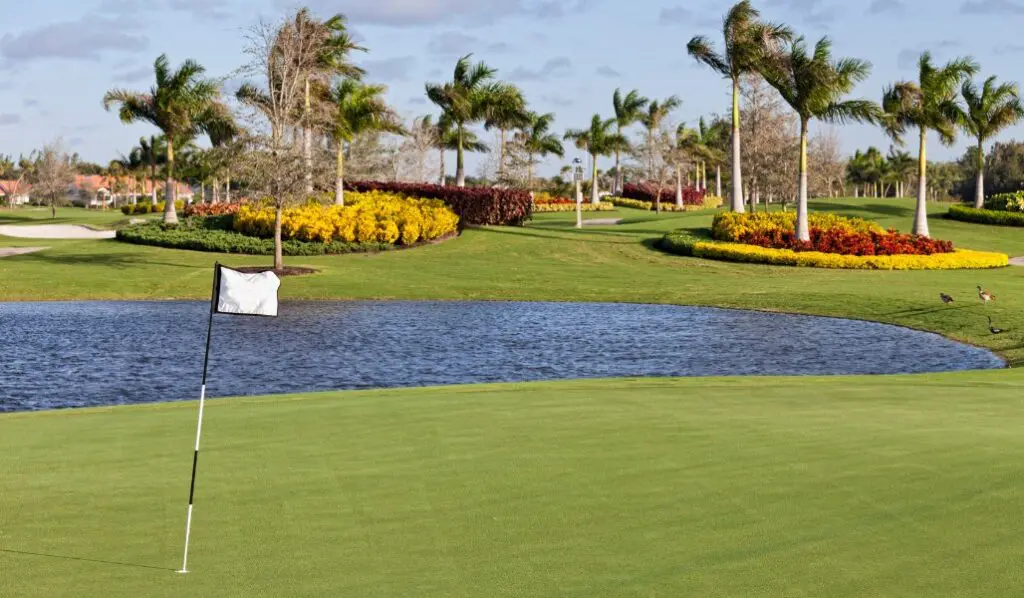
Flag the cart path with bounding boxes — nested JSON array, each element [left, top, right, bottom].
[[0, 225, 115, 239]]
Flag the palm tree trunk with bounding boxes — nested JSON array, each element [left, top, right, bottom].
[[304, 78, 313, 195], [614, 148, 621, 194], [226, 172, 231, 203], [273, 204, 283, 271], [975, 141, 985, 209], [212, 177, 219, 204], [498, 129, 506, 180], [675, 165, 683, 208], [527, 155, 534, 190], [164, 139, 178, 225], [335, 144, 346, 206], [913, 127, 930, 237], [716, 165, 722, 198], [796, 119, 810, 242], [730, 77, 745, 213], [456, 127, 466, 187], [439, 147, 446, 186], [590, 153, 600, 205]]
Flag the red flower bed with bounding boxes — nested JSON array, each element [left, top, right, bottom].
[[345, 181, 532, 227], [183, 202, 243, 217], [621, 183, 705, 205], [739, 228, 954, 256]]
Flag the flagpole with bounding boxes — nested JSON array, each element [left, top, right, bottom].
[[178, 263, 220, 574]]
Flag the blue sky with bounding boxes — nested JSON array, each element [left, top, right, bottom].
[[2, 0, 1024, 176]]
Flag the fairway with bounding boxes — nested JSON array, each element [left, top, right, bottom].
[[3, 375, 1024, 596]]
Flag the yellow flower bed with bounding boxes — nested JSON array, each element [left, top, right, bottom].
[[534, 201, 615, 213], [235, 191, 459, 245], [674, 236, 1008, 270], [712, 211, 883, 242], [609, 197, 720, 211]]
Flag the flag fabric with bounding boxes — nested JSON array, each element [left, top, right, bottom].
[[214, 265, 281, 317]]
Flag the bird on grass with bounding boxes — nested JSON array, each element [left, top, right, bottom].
[[988, 317, 1007, 335], [940, 293, 955, 304], [978, 286, 996, 304]]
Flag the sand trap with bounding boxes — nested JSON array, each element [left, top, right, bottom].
[[0, 247, 48, 258], [0, 225, 115, 239], [1010, 257, 1024, 267], [582, 218, 623, 226]]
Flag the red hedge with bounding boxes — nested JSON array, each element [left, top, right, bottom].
[[739, 228, 954, 256], [183, 202, 242, 217], [621, 183, 705, 205], [344, 181, 532, 227]]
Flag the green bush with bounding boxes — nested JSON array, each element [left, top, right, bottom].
[[116, 217, 393, 256], [947, 204, 1024, 227], [985, 191, 1024, 212], [121, 201, 185, 215]]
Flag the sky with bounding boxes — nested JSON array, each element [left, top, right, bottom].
[[2, 0, 1024, 177]]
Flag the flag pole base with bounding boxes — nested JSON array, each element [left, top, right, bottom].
[[177, 569, 189, 574]]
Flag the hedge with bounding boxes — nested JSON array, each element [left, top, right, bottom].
[[534, 202, 615, 213], [947, 204, 1024, 227], [608, 196, 723, 211], [116, 217, 392, 256], [620, 183, 706, 205], [659, 229, 1008, 270], [344, 181, 531, 226]]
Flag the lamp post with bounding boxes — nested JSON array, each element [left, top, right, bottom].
[[573, 158, 584, 229]]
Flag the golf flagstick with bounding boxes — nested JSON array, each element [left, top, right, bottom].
[[177, 263, 280, 574]]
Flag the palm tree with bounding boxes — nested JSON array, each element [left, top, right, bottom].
[[517, 112, 564, 189], [203, 110, 239, 203], [703, 116, 730, 197], [426, 54, 514, 187], [611, 88, 648, 193], [882, 52, 978, 236], [761, 36, 877, 241], [564, 114, 629, 204], [327, 79, 405, 205], [483, 86, 529, 180], [886, 148, 915, 197], [136, 135, 166, 206], [688, 0, 792, 213], [960, 76, 1024, 208], [639, 96, 681, 180], [103, 54, 222, 224]]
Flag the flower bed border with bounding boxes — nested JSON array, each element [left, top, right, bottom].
[[659, 229, 1008, 270]]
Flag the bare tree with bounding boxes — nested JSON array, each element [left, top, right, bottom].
[[740, 76, 797, 210], [808, 127, 845, 198], [395, 115, 439, 183], [30, 140, 77, 219]]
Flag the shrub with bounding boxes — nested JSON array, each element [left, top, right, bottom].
[[659, 230, 1008, 270], [607, 197, 709, 212], [116, 219, 392, 255], [234, 191, 459, 245], [985, 191, 1024, 212], [183, 202, 243, 217], [534, 201, 616, 213], [120, 201, 184, 215], [711, 212, 951, 256], [620, 183, 706, 205], [948, 204, 1024, 227], [344, 181, 531, 226]]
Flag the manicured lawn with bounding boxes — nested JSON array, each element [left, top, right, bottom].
[[0, 206, 156, 229], [2, 199, 1022, 364], [3, 374, 1024, 596]]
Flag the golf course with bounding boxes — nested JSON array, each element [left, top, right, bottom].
[[2, 199, 1023, 596]]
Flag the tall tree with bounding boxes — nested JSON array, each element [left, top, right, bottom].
[[136, 135, 166, 205], [960, 75, 1024, 208], [761, 36, 878, 241], [687, 0, 792, 212], [563, 114, 629, 204], [882, 52, 978, 236], [103, 54, 223, 224], [611, 88, 648, 193], [639, 96, 681, 180], [30, 140, 77, 219], [483, 85, 529, 180], [327, 79, 405, 205], [517, 111, 564, 189], [426, 54, 513, 187]]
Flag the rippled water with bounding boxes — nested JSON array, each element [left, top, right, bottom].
[[0, 301, 1003, 412]]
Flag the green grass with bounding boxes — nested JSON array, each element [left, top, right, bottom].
[[0, 206, 156, 229], [3, 198, 1023, 364], [4, 374, 1024, 596]]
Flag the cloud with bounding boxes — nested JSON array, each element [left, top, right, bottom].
[[541, 94, 574, 108], [359, 56, 418, 82], [114, 66, 153, 83], [167, 0, 233, 19], [283, 0, 588, 26], [658, 6, 718, 27], [409, 96, 427, 105], [767, 0, 841, 24], [23, 99, 40, 108], [509, 57, 572, 82], [896, 40, 960, 70], [867, 0, 905, 13], [995, 43, 1024, 53], [961, 0, 1024, 14], [0, 16, 148, 64], [427, 32, 511, 56], [0, 114, 22, 126], [596, 65, 620, 78]]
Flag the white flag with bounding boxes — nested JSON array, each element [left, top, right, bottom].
[[215, 265, 281, 317]]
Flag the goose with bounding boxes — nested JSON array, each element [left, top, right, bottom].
[[978, 286, 996, 304], [988, 317, 1007, 335], [940, 293, 955, 304]]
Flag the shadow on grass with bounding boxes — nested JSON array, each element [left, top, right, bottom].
[[477, 227, 630, 244], [16, 248, 200, 270], [0, 547, 175, 572], [882, 304, 974, 318]]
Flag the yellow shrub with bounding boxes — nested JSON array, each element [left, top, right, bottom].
[[233, 192, 459, 246], [712, 211, 884, 242], [684, 238, 1008, 270]]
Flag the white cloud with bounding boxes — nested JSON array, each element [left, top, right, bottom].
[[509, 57, 572, 82], [0, 16, 148, 64]]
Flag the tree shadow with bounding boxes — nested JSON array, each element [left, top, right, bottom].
[[0, 547, 175, 572], [475, 227, 626, 244], [882, 304, 973, 318], [15, 250, 199, 270]]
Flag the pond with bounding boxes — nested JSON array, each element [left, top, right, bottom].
[[0, 301, 1003, 412]]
